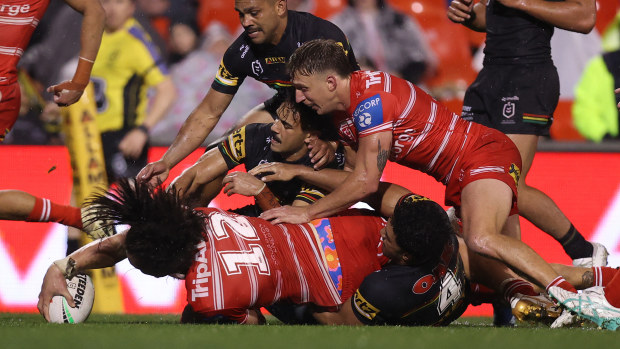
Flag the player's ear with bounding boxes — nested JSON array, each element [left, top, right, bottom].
[[326, 75, 337, 92], [276, 0, 287, 16]]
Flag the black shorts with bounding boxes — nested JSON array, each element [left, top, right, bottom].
[[101, 129, 149, 183], [461, 62, 559, 136]]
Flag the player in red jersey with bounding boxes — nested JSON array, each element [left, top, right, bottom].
[[259, 39, 590, 304], [36, 179, 389, 324], [0, 0, 104, 142]]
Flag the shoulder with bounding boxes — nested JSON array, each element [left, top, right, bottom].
[[290, 10, 347, 40]]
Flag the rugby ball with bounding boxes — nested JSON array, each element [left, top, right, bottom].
[[48, 274, 95, 324]]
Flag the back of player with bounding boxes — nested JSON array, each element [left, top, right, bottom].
[[339, 70, 486, 184], [185, 208, 388, 323], [351, 234, 470, 326]]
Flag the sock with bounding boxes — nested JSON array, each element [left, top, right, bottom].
[[592, 267, 620, 287], [469, 283, 497, 306], [66, 238, 81, 255], [604, 270, 620, 308], [501, 278, 538, 303], [26, 197, 83, 229], [557, 224, 593, 260], [546, 276, 577, 293]]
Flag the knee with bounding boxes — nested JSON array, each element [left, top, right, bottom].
[[463, 231, 499, 257]]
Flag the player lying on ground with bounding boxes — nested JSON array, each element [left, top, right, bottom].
[[34, 179, 619, 327]]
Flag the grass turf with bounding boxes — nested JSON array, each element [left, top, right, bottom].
[[1, 313, 617, 349]]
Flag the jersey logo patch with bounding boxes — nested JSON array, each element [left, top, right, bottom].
[[215, 61, 238, 87], [353, 289, 380, 320], [228, 127, 246, 160], [251, 60, 263, 76], [353, 94, 384, 132]]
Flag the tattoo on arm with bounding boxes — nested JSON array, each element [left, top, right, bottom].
[[581, 271, 594, 288], [376, 139, 389, 172]]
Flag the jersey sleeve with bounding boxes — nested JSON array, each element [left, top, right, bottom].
[[351, 92, 397, 137], [211, 42, 248, 95], [128, 26, 169, 87], [218, 125, 250, 169], [294, 184, 328, 204]]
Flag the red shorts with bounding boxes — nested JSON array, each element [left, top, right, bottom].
[[444, 127, 522, 216], [0, 82, 21, 142]]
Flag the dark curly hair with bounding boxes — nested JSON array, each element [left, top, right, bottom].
[[85, 179, 205, 277], [391, 194, 453, 266]]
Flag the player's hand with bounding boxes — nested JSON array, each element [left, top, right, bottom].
[[249, 162, 299, 182], [169, 167, 198, 198], [47, 80, 86, 106], [37, 264, 75, 322], [447, 0, 474, 23], [137, 160, 170, 187], [222, 172, 265, 197], [259, 205, 311, 224], [306, 137, 335, 170], [119, 128, 148, 160], [615, 88, 620, 110]]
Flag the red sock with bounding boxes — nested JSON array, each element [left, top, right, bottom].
[[604, 270, 620, 308], [469, 283, 497, 306], [26, 197, 83, 229], [502, 278, 537, 303], [546, 276, 577, 293], [592, 267, 619, 287]]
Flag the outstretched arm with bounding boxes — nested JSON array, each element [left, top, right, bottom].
[[137, 89, 234, 186], [49, 0, 105, 105], [37, 233, 127, 321], [497, 0, 596, 33], [260, 132, 392, 223]]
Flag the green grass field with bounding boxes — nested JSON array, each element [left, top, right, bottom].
[[1, 313, 616, 349]]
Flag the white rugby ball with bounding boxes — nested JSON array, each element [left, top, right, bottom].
[[48, 274, 95, 324]]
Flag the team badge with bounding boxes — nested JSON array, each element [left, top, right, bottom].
[[251, 60, 263, 76], [508, 163, 521, 187]]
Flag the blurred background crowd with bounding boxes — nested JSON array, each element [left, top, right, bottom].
[[5, 0, 620, 146]]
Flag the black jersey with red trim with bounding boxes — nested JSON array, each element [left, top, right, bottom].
[[211, 10, 358, 95], [351, 234, 470, 326], [483, 0, 555, 65], [218, 123, 345, 205]]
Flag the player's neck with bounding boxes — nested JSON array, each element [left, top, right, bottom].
[[337, 76, 352, 110], [269, 16, 288, 46]]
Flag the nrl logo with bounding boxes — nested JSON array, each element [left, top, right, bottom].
[[502, 101, 515, 119]]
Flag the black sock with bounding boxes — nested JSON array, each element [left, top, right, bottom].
[[557, 224, 593, 260], [66, 238, 80, 255]]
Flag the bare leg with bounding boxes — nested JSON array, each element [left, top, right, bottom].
[[0, 190, 36, 220], [460, 179, 563, 289], [508, 134, 571, 238]]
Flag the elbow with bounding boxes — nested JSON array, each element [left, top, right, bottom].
[[574, 14, 596, 34]]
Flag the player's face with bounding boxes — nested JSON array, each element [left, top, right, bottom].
[[270, 104, 308, 159], [380, 219, 406, 263], [235, 0, 286, 45], [102, 0, 136, 32], [293, 73, 335, 115]]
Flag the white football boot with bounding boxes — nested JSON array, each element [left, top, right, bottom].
[[548, 286, 620, 331], [572, 242, 609, 268]]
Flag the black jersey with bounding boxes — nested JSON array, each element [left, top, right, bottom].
[[212, 10, 359, 95], [351, 234, 470, 326], [483, 0, 555, 65], [218, 123, 345, 205]]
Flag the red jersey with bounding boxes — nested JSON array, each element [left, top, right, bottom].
[[0, 0, 49, 85], [337, 71, 487, 185], [185, 208, 388, 324]]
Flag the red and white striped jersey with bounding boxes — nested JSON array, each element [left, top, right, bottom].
[[337, 71, 486, 185], [185, 208, 388, 324], [0, 0, 49, 84]]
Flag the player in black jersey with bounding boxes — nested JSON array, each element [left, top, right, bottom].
[[447, 0, 608, 268], [170, 91, 344, 215], [138, 0, 358, 186]]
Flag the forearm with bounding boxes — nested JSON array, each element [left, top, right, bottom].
[[161, 111, 219, 169], [509, 0, 595, 33], [76, 2, 105, 61], [306, 172, 377, 219], [295, 166, 350, 192], [57, 234, 127, 277], [142, 79, 176, 130]]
